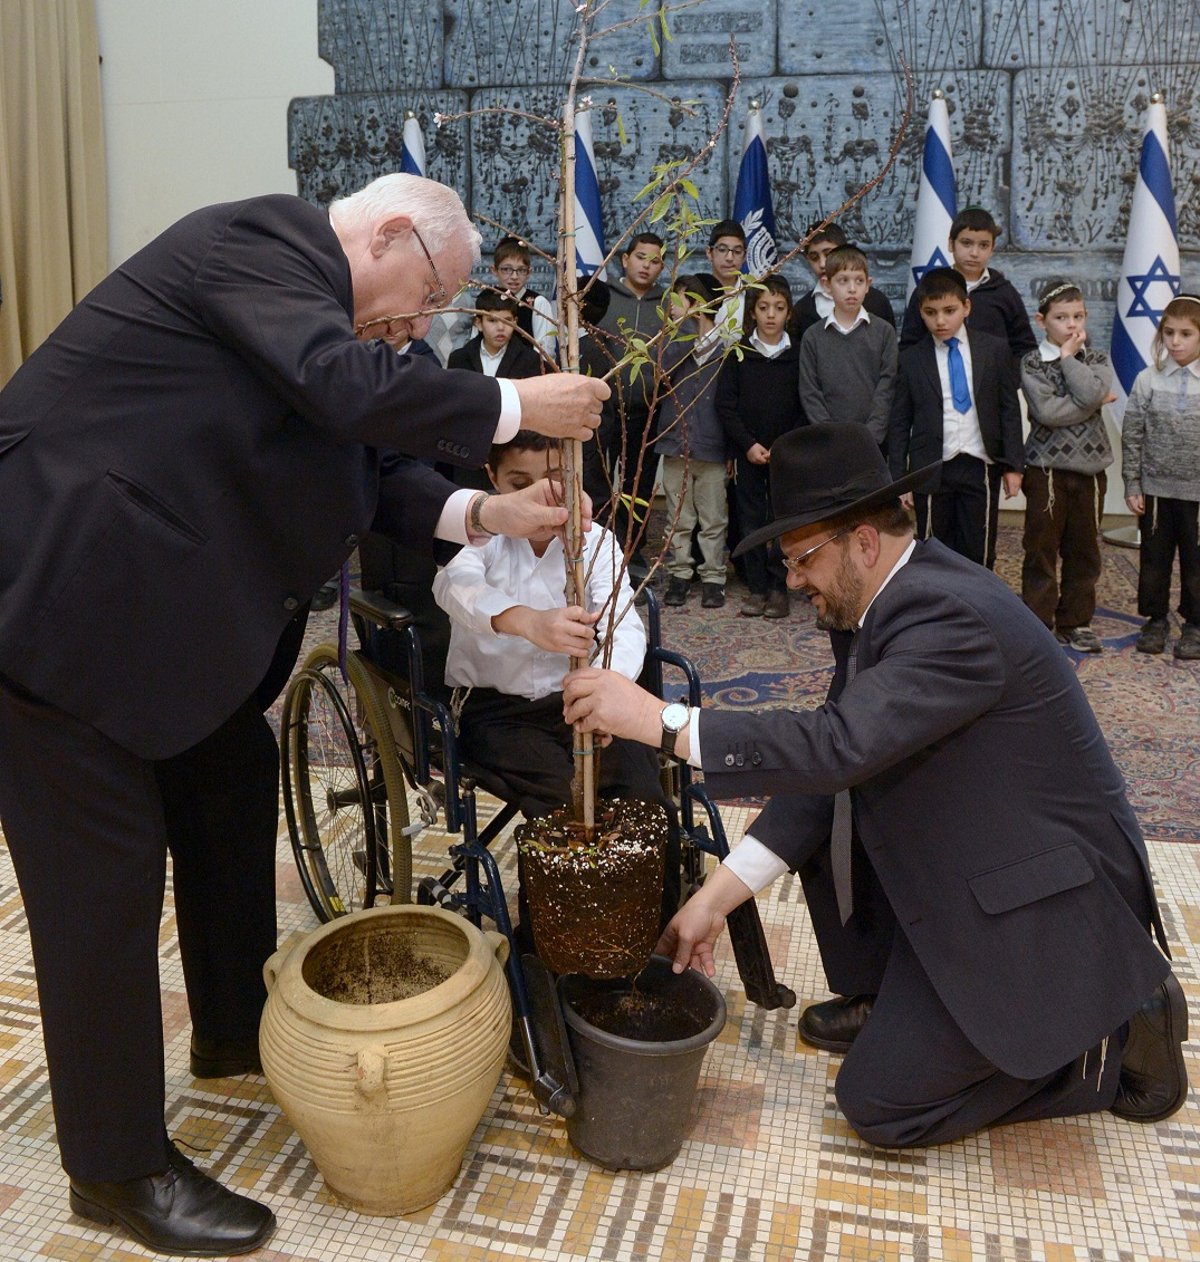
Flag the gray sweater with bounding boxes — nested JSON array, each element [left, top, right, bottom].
[[1121, 361, 1200, 502], [797, 315, 897, 443], [598, 275, 664, 415], [1020, 346, 1114, 475]]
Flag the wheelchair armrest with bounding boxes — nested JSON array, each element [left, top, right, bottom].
[[649, 647, 704, 708], [350, 588, 415, 632]]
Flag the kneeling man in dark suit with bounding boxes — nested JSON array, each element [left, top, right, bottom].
[[564, 422, 1187, 1147]]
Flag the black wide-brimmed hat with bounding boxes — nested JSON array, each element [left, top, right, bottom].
[[731, 423, 941, 558]]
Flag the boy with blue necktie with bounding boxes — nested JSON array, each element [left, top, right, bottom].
[[888, 268, 1024, 569]]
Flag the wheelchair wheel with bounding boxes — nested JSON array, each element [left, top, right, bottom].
[[281, 644, 412, 921]]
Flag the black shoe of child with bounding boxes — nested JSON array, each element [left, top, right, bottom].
[[1175, 623, 1200, 661], [664, 577, 690, 607], [1136, 618, 1169, 655], [700, 583, 725, 609]]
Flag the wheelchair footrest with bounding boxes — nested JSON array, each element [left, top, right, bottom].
[[726, 902, 797, 1011], [512, 953, 578, 1119]]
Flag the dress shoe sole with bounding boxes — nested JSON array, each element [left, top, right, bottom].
[[797, 1023, 853, 1055], [1110, 972, 1190, 1123], [70, 1186, 276, 1257]]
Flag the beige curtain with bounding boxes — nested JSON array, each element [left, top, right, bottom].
[[0, 0, 107, 385]]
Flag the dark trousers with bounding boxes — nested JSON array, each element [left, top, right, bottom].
[[1021, 467, 1106, 633], [1138, 495, 1200, 625], [733, 458, 786, 595], [794, 829, 1122, 1148], [456, 689, 682, 933], [0, 678, 278, 1181], [915, 453, 1002, 570]]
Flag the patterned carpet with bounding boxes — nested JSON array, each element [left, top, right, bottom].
[[0, 518, 1198, 1261]]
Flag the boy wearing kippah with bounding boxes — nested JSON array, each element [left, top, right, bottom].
[[1019, 280, 1115, 653]]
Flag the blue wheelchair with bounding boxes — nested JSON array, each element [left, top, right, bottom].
[[279, 553, 795, 1115]]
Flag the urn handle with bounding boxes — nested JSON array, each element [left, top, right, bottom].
[[484, 930, 510, 968], [263, 946, 289, 993], [355, 1044, 388, 1099]]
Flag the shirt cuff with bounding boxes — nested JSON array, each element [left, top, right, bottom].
[[494, 378, 522, 443], [722, 836, 789, 895], [686, 708, 702, 767], [435, 488, 478, 546]]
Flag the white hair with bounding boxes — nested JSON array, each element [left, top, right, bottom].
[[328, 173, 481, 262]]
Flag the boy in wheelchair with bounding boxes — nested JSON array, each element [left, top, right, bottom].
[[431, 429, 681, 952]]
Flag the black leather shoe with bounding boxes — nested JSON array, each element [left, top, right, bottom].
[[1110, 973, 1189, 1123], [798, 994, 875, 1053], [70, 1143, 275, 1256], [189, 1035, 263, 1079]]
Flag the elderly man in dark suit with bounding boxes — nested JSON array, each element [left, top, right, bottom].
[[564, 423, 1187, 1149], [0, 173, 607, 1254]]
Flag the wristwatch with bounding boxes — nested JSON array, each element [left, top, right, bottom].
[[659, 702, 690, 758]]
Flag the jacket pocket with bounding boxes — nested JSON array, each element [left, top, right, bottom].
[[106, 470, 207, 545], [968, 843, 1094, 915]]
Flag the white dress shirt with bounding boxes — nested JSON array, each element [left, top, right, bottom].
[[512, 286, 558, 356], [479, 344, 506, 376], [750, 330, 791, 358], [824, 309, 872, 336], [432, 526, 646, 700], [811, 283, 835, 321], [934, 333, 989, 463], [705, 539, 917, 893]]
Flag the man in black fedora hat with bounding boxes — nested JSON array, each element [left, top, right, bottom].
[[564, 422, 1187, 1147]]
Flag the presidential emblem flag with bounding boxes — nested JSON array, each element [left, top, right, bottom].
[[733, 102, 778, 276], [573, 106, 607, 278], [1110, 95, 1182, 422], [908, 92, 957, 299]]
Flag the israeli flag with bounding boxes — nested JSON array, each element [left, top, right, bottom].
[[907, 92, 957, 298], [573, 106, 607, 278], [400, 111, 425, 177], [1111, 95, 1181, 421], [733, 102, 778, 276]]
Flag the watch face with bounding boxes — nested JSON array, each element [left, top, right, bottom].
[[661, 703, 689, 733]]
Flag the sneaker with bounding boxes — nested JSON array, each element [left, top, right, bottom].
[[1174, 623, 1200, 661], [740, 593, 767, 618], [664, 577, 690, 607], [1057, 625, 1102, 653], [1135, 618, 1169, 655], [764, 589, 790, 620], [700, 583, 725, 609]]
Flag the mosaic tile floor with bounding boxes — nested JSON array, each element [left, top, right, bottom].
[[0, 796, 1197, 1261]]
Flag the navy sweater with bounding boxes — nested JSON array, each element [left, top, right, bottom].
[[716, 337, 807, 453]]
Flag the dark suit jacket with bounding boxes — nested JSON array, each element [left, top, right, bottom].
[[888, 328, 1024, 491], [447, 334, 545, 379], [0, 195, 501, 758], [701, 540, 1167, 1079]]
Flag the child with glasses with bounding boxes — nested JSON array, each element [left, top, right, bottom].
[[492, 236, 557, 359]]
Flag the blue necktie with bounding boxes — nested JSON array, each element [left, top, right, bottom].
[[946, 336, 972, 413]]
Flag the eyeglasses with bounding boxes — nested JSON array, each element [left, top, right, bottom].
[[353, 224, 448, 337], [780, 527, 854, 575], [710, 244, 746, 257], [496, 264, 530, 278]]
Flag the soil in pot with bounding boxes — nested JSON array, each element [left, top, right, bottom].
[[518, 797, 668, 979], [302, 931, 454, 1005]]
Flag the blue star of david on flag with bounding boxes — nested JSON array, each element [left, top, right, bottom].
[[911, 246, 953, 288], [1124, 256, 1182, 321], [1111, 98, 1182, 415]]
